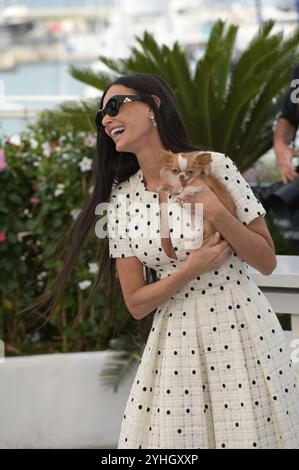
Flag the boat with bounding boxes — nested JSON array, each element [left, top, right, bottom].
[[0, 5, 35, 35]]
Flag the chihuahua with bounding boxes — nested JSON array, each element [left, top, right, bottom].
[[156, 149, 237, 247]]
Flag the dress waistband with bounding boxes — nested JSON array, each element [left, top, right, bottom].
[[162, 271, 252, 301]]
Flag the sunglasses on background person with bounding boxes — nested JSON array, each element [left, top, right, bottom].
[[95, 94, 149, 130]]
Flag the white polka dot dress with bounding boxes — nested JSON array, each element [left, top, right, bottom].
[[107, 152, 299, 449]]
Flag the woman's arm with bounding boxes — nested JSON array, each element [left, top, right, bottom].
[[116, 257, 197, 320], [209, 203, 277, 275], [179, 153, 277, 276], [273, 118, 299, 184], [116, 233, 232, 320]]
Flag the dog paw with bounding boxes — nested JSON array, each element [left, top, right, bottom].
[[175, 195, 184, 206], [172, 183, 183, 194]]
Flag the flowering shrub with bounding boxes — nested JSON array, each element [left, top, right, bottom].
[[0, 111, 133, 355]]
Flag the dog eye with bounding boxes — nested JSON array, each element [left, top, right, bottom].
[[186, 171, 193, 176], [172, 169, 178, 174]]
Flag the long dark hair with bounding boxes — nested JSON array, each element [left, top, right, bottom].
[[17, 72, 202, 345]]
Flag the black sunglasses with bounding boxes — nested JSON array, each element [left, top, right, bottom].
[[95, 94, 148, 130]]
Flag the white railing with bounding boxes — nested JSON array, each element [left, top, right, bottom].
[[249, 255, 299, 389], [248, 255, 299, 337]]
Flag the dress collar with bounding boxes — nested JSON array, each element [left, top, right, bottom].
[[134, 167, 172, 200]]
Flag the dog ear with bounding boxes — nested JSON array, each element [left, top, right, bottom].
[[193, 152, 212, 173], [156, 149, 174, 164]]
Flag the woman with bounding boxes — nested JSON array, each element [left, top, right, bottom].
[[100, 72, 299, 449], [23, 72, 299, 449]]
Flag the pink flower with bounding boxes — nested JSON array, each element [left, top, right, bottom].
[[84, 134, 96, 147], [0, 149, 7, 171], [0, 232, 6, 242], [30, 196, 40, 206], [31, 183, 39, 190]]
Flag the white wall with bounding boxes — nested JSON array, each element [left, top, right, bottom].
[[0, 351, 137, 449], [0, 336, 298, 449]]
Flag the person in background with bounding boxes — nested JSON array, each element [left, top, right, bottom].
[[273, 63, 299, 184]]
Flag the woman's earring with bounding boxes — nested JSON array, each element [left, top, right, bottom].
[[150, 115, 157, 127]]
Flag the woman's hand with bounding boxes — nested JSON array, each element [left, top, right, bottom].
[[184, 231, 233, 278], [276, 146, 299, 184]]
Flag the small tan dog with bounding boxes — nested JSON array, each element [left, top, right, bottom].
[[156, 149, 237, 246]]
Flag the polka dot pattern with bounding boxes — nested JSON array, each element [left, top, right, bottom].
[[107, 152, 299, 449]]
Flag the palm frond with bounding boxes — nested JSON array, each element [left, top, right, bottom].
[[69, 65, 113, 90], [99, 336, 143, 392], [57, 98, 99, 132]]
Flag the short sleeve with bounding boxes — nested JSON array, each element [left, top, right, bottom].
[[210, 152, 267, 225], [107, 183, 135, 259]]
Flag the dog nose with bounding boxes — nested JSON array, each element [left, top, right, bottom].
[[179, 174, 185, 180]]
